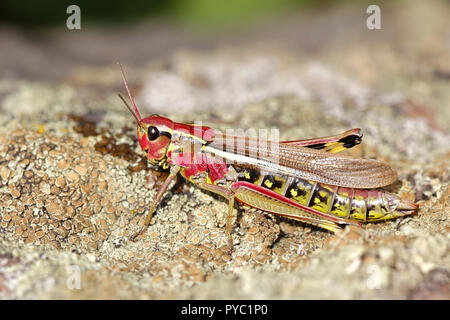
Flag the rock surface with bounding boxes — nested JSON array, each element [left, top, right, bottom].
[[0, 1, 449, 299]]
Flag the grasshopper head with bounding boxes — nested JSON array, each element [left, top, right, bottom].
[[118, 63, 174, 166], [138, 115, 174, 165]]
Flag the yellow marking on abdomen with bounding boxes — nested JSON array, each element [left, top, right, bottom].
[[310, 184, 334, 213], [330, 192, 351, 217], [350, 196, 367, 221]]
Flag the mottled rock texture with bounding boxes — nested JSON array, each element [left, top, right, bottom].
[[0, 1, 448, 299]]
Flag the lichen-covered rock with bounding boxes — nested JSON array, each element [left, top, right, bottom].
[[0, 0, 449, 299]]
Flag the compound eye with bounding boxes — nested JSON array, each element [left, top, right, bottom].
[[147, 126, 159, 141]]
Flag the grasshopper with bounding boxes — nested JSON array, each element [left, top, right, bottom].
[[117, 65, 417, 244]]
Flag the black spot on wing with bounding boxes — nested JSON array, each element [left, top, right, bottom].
[[338, 134, 362, 149], [305, 143, 326, 150]]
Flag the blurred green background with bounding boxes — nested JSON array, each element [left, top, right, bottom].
[[0, 0, 341, 30]]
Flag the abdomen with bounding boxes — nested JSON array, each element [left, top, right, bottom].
[[236, 167, 415, 222]]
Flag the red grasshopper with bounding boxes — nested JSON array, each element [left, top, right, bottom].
[[117, 65, 418, 244]]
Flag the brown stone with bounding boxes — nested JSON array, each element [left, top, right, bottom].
[[0, 167, 10, 181], [75, 165, 88, 176], [47, 202, 60, 215], [55, 176, 66, 187], [57, 159, 69, 170], [10, 188, 20, 198], [66, 170, 80, 183], [80, 207, 92, 216]]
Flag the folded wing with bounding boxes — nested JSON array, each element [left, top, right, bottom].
[[275, 144, 397, 188], [209, 133, 397, 189]]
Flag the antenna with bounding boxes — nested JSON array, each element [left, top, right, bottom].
[[117, 62, 142, 122], [118, 93, 143, 129]]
